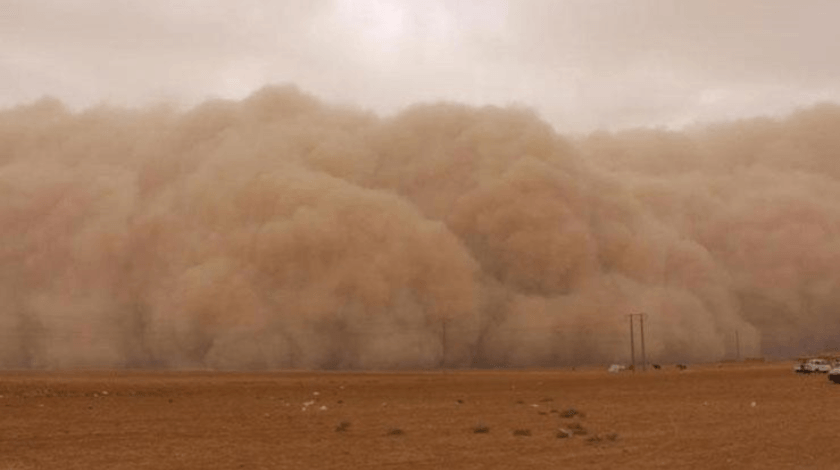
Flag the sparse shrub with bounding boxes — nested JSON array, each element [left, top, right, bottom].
[[586, 432, 618, 443], [512, 429, 532, 437], [335, 421, 351, 432], [386, 427, 404, 436], [515, 400, 524, 405], [560, 408, 584, 418], [567, 422, 587, 436], [473, 423, 490, 434], [539, 397, 553, 402]]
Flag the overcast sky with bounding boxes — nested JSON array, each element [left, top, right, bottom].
[[2, 0, 840, 131]]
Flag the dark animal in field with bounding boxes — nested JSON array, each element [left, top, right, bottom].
[[676, 364, 688, 370], [652, 364, 661, 370]]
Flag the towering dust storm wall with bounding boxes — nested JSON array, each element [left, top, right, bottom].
[[1, 85, 838, 368]]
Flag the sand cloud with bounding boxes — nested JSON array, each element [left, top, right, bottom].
[[1, 87, 838, 368]]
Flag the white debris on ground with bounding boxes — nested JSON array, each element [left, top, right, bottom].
[[608, 364, 626, 373], [557, 428, 573, 438], [300, 398, 330, 413]]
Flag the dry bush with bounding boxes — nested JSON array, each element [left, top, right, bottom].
[[334, 421, 351, 433], [567, 422, 587, 436], [386, 427, 404, 436], [585, 435, 603, 444], [512, 429, 532, 437], [473, 423, 490, 434], [584, 432, 618, 444], [560, 408, 584, 418]]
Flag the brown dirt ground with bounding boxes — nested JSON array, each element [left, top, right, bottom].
[[1, 362, 838, 469]]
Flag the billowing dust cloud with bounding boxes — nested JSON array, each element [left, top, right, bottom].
[[2, 85, 838, 369]]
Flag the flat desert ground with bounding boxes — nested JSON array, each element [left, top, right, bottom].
[[1, 363, 838, 469]]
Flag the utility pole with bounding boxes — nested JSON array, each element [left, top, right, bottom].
[[627, 313, 647, 372], [440, 319, 448, 368], [629, 314, 636, 372], [639, 314, 647, 371]]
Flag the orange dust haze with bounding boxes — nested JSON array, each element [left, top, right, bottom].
[[2, 85, 838, 368]]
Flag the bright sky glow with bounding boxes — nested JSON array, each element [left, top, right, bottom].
[[2, 0, 840, 132]]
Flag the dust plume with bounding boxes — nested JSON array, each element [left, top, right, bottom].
[[1, 85, 838, 369]]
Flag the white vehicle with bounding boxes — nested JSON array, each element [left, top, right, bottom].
[[795, 358, 832, 373]]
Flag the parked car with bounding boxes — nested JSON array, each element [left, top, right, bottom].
[[795, 358, 832, 373], [607, 364, 626, 373]]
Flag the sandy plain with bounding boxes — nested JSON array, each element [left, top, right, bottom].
[[1, 362, 838, 469]]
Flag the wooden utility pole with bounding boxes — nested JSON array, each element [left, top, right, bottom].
[[639, 314, 647, 371], [440, 319, 448, 368], [629, 314, 636, 372], [627, 313, 647, 372]]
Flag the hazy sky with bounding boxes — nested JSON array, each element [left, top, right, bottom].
[[2, 0, 840, 131]]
